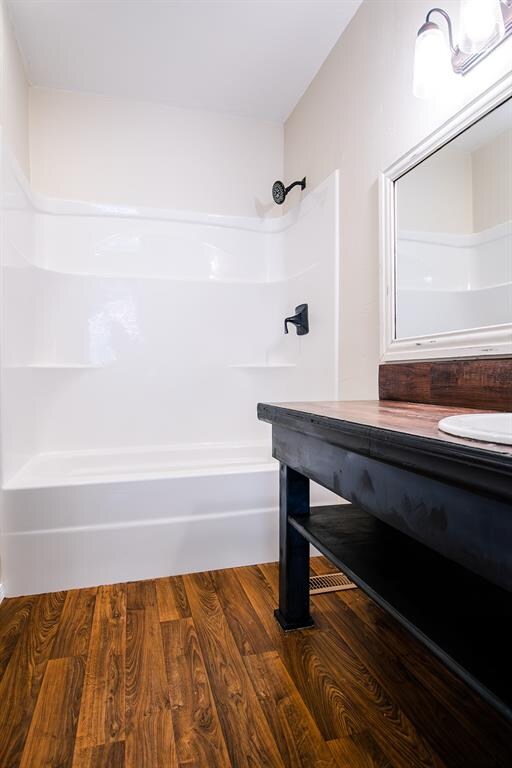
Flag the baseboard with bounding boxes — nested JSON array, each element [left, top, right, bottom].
[[0, 583, 5, 604]]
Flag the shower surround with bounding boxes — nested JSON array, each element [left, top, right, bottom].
[[0, 135, 339, 594]]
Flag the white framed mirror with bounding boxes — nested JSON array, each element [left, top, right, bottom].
[[380, 73, 512, 362]]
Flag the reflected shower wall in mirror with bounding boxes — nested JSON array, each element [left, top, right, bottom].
[[395, 98, 511, 340]]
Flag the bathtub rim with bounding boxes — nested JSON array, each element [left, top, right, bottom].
[[3, 439, 278, 490]]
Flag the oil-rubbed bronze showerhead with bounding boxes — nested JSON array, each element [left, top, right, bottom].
[[272, 177, 306, 205]]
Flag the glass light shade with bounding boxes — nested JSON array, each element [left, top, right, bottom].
[[459, 0, 505, 54], [413, 25, 452, 100]]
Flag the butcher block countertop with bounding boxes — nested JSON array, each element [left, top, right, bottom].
[[258, 399, 512, 457]]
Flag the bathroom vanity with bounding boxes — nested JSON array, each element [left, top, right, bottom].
[[257, 399, 512, 720]]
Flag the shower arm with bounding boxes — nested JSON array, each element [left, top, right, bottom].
[[284, 177, 307, 196]]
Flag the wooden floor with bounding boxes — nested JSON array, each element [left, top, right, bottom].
[[0, 558, 511, 768]]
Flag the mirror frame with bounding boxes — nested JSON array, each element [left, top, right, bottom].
[[379, 72, 512, 363]]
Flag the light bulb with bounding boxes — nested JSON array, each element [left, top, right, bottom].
[[413, 23, 452, 99], [459, 0, 505, 54]]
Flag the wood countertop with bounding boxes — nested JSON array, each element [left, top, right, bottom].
[[258, 399, 512, 458]]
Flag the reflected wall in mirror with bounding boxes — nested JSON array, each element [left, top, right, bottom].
[[380, 75, 512, 362], [395, 97, 511, 340]]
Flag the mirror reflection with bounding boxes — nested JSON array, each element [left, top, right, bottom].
[[395, 98, 512, 340]]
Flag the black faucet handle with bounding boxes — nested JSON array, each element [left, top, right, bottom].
[[284, 304, 309, 335]]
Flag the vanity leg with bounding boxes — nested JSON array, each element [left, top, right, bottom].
[[274, 463, 314, 631]]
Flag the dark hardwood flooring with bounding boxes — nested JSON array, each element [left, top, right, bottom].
[[0, 557, 511, 767]]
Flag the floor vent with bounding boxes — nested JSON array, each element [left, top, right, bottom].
[[309, 572, 357, 594]]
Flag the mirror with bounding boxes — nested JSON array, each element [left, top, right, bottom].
[[395, 98, 511, 340], [380, 77, 512, 361]]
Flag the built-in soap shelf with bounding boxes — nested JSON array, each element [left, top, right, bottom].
[[5, 249, 318, 286], [5, 362, 103, 370], [5, 259, 316, 286], [228, 362, 296, 369]]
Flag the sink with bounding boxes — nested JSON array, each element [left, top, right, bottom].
[[438, 413, 512, 445]]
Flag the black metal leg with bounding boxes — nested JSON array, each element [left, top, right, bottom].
[[274, 463, 314, 631]]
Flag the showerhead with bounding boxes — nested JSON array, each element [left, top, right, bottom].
[[272, 180, 286, 205], [272, 177, 306, 205]]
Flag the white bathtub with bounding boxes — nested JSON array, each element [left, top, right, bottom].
[[2, 442, 335, 596]]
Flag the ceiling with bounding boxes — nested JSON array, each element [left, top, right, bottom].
[[7, 0, 362, 122]]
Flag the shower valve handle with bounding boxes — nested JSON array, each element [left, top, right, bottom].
[[284, 304, 309, 335]]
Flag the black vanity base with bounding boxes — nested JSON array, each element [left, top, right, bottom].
[[258, 401, 512, 723], [281, 502, 512, 722]]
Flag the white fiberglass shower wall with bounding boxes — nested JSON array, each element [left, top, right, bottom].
[[0, 136, 339, 595]]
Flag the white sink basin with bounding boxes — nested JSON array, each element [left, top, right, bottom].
[[438, 413, 512, 445]]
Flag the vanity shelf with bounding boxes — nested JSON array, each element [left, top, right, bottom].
[[292, 503, 512, 720]]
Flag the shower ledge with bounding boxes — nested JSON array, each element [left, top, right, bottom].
[[14, 262, 318, 285], [229, 362, 296, 369], [5, 363, 104, 370]]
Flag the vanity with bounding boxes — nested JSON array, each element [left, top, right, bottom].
[[258, 74, 512, 721], [258, 398, 512, 721]]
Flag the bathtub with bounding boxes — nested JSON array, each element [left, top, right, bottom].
[[0, 143, 339, 597], [2, 441, 335, 595]]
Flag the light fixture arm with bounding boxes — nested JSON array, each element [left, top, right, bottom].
[[425, 7, 457, 53]]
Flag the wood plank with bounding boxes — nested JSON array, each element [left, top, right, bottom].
[[304, 628, 446, 768], [0, 596, 37, 682], [73, 742, 125, 768], [126, 578, 157, 610], [379, 358, 512, 410], [0, 591, 66, 768], [125, 579, 178, 768], [315, 589, 503, 768], [155, 575, 190, 622], [239, 564, 362, 739], [210, 568, 274, 656], [183, 570, 284, 768], [1, 565, 511, 764], [234, 564, 293, 649], [74, 584, 126, 750], [244, 650, 339, 768], [258, 562, 280, 596], [291, 505, 512, 718], [161, 618, 231, 768], [20, 656, 85, 768], [281, 630, 369, 740], [258, 564, 443, 764], [342, 589, 512, 761], [51, 587, 97, 659], [310, 556, 340, 576], [328, 733, 392, 768]]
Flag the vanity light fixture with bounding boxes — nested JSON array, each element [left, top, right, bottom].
[[413, 1, 512, 99]]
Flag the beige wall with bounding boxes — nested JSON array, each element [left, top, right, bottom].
[[29, 87, 283, 218], [284, 0, 512, 399], [0, 0, 29, 174], [472, 128, 512, 231]]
